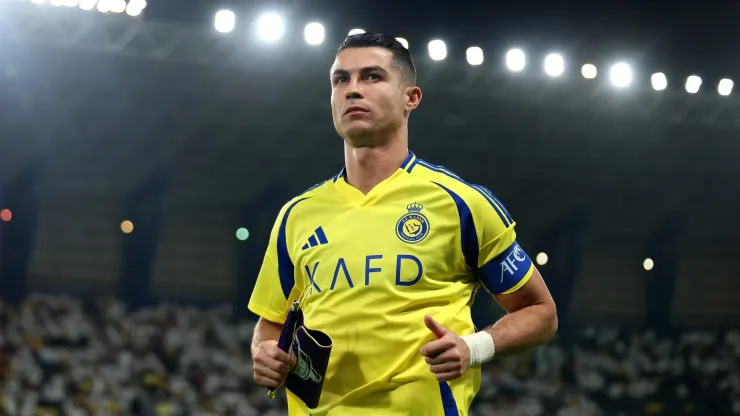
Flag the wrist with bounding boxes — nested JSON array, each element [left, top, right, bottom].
[[462, 331, 495, 367]]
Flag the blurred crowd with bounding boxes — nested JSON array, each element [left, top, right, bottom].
[[0, 294, 738, 416]]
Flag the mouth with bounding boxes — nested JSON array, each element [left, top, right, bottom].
[[344, 106, 369, 116]]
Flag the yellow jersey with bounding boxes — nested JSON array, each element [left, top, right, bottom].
[[248, 151, 534, 416]]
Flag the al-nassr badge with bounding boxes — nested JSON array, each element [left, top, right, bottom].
[[396, 202, 430, 244]]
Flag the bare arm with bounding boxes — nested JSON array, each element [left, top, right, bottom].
[[486, 267, 558, 357], [250, 317, 284, 357]]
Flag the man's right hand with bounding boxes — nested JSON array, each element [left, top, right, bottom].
[[253, 340, 296, 389]]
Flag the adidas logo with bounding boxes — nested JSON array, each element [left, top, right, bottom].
[[301, 226, 329, 251]]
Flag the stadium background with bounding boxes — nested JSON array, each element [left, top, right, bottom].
[[0, 0, 739, 415]]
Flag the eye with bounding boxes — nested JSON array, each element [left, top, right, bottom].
[[365, 73, 380, 80], [333, 76, 348, 85]]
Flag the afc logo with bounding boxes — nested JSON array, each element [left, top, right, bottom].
[[500, 244, 526, 283], [396, 202, 430, 244]]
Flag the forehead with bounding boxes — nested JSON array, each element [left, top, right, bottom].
[[331, 47, 396, 74]]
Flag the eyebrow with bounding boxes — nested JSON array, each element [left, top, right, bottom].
[[331, 66, 387, 78]]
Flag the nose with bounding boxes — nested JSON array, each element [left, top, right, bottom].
[[345, 79, 364, 100]]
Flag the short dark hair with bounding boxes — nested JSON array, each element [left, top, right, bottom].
[[337, 33, 417, 86]]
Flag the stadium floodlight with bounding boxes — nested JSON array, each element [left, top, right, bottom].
[[544, 53, 564, 77], [125, 0, 147, 16], [651, 72, 667, 91], [718, 78, 734, 96], [304, 22, 325, 45], [50, 0, 63, 6], [348, 28, 365, 36], [505, 48, 526, 72], [214, 10, 236, 34], [581, 64, 597, 79], [466, 47, 484, 66], [643, 258, 654, 271], [428, 40, 447, 61], [609, 62, 632, 88], [256, 12, 285, 42], [536, 252, 548, 266], [96, 0, 111, 12], [685, 75, 702, 94], [62, 0, 79, 6], [78, 0, 95, 10], [110, 0, 126, 13], [396, 37, 409, 49]]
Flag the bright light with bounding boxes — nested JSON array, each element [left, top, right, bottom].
[[96, 0, 111, 12], [581, 64, 597, 79], [214, 10, 236, 34], [505, 48, 526, 72], [109, 0, 125, 13], [685, 75, 702, 94], [544, 53, 564, 77], [31, 0, 46, 4], [125, 0, 146, 16], [0, 209, 11, 223], [348, 28, 365, 36], [466, 47, 484, 66], [651, 72, 667, 91], [428, 39, 447, 61], [396, 37, 409, 49], [50, 0, 63, 6], [304, 22, 325, 45], [256, 12, 285, 42], [121, 220, 134, 234], [78, 0, 96, 11], [536, 252, 548, 266], [609, 62, 632, 88], [62, 0, 79, 6], [718, 78, 734, 96], [643, 258, 654, 271], [236, 228, 250, 241]]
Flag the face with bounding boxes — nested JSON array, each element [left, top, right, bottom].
[[330, 47, 421, 147]]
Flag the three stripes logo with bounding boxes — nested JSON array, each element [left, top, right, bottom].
[[301, 226, 329, 251]]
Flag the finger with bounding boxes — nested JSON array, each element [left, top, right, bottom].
[[429, 361, 461, 374], [425, 349, 461, 365], [420, 338, 455, 357], [254, 373, 282, 389], [434, 371, 462, 382], [255, 365, 285, 383], [267, 347, 296, 366], [257, 354, 291, 374], [424, 315, 449, 339]]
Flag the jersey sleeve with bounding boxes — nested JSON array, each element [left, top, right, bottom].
[[464, 185, 534, 295], [247, 202, 301, 324]]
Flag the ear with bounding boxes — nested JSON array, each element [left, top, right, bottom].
[[405, 86, 422, 112]]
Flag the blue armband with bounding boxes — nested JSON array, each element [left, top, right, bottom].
[[477, 241, 533, 294]]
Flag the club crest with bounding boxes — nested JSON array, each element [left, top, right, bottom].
[[396, 202, 430, 244]]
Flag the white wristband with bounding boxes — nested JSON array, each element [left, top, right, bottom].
[[462, 331, 495, 367]]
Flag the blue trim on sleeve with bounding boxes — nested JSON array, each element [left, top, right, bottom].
[[416, 160, 511, 227], [439, 382, 458, 416], [477, 241, 532, 294], [433, 182, 479, 270], [276, 197, 310, 299]]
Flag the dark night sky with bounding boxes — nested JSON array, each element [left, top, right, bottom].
[[143, 0, 740, 83]]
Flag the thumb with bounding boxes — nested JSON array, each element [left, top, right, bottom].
[[424, 315, 449, 339]]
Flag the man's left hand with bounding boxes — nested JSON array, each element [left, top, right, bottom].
[[419, 315, 471, 382]]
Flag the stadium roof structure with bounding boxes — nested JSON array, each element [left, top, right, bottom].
[[1, 3, 739, 241]]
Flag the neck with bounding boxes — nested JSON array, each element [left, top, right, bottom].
[[343, 133, 409, 195]]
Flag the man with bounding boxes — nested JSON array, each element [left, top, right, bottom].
[[249, 33, 558, 415]]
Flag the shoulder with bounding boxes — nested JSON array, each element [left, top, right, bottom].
[[275, 176, 334, 220], [411, 157, 514, 225]]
